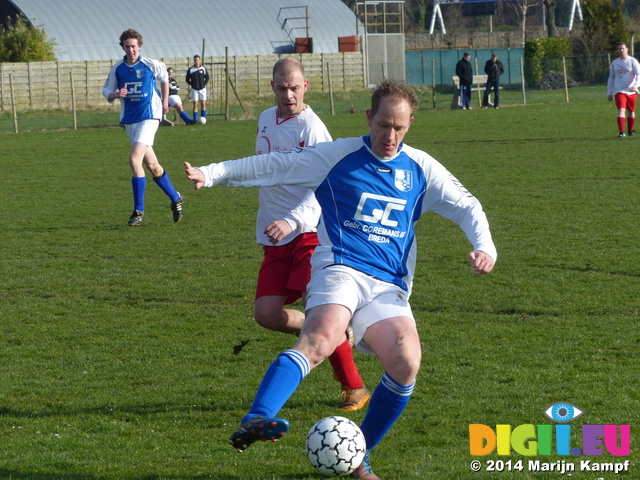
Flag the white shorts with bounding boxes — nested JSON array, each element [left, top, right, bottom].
[[124, 119, 159, 146], [168, 94, 182, 108], [305, 265, 414, 355], [190, 88, 207, 101]]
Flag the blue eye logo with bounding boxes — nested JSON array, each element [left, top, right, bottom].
[[544, 402, 584, 423]]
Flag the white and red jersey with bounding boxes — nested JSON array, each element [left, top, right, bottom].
[[254, 105, 331, 246], [608, 56, 640, 96]]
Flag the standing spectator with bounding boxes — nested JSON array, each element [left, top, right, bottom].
[[184, 80, 497, 479], [167, 68, 196, 125], [253, 57, 370, 412], [607, 42, 640, 138], [482, 54, 504, 109], [186, 54, 209, 122], [102, 29, 184, 226], [456, 52, 473, 110]]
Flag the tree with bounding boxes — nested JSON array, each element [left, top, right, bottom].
[[577, 0, 628, 54], [0, 15, 56, 62], [544, 0, 558, 37], [508, 0, 541, 47]]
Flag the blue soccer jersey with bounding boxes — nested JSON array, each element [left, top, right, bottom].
[[102, 56, 167, 123], [198, 135, 496, 292]]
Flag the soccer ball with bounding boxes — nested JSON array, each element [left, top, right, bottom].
[[198, 116, 207, 124], [306, 416, 366, 476]]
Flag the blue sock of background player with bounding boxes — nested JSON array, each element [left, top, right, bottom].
[[153, 170, 180, 203], [132, 177, 145, 212], [179, 111, 194, 124]]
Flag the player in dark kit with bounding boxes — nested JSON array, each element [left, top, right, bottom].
[[167, 67, 196, 125], [185, 54, 209, 122]]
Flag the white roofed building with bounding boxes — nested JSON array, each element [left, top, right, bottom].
[[0, 0, 360, 61]]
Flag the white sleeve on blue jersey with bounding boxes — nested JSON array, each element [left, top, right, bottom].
[[153, 59, 169, 84], [102, 59, 124, 103], [198, 137, 358, 189], [407, 145, 497, 261]]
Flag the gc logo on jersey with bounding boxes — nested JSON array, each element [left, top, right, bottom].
[[394, 169, 412, 192], [125, 82, 143, 95], [355, 192, 406, 227]]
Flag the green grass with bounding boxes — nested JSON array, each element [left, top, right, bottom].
[[1, 86, 639, 479]]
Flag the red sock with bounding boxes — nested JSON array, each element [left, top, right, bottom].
[[628, 117, 635, 132], [618, 117, 626, 132], [328, 338, 363, 390]]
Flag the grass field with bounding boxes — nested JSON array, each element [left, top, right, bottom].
[[1, 86, 638, 479]]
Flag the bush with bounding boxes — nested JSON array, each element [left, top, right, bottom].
[[524, 37, 572, 86], [0, 15, 56, 62]]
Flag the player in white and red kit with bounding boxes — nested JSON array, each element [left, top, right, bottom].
[[253, 57, 369, 412], [607, 42, 640, 138]]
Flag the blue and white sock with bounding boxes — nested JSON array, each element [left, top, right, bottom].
[[243, 350, 310, 423], [131, 176, 146, 212], [359, 372, 415, 449], [153, 170, 179, 203]]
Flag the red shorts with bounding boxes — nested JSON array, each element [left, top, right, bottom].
[[615, 92, 637, 112], [255, 232, 319, 305]]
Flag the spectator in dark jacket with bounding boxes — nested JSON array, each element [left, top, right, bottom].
[[483, 54, 505, 108], [456, 52, 473, 109]]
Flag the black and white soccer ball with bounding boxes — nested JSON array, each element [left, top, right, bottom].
[[306, 416, 366, 476]]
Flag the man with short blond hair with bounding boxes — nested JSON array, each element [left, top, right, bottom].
[[254, 57, 370, 412]]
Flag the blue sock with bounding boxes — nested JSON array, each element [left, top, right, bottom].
[[179, 111, 194, 123], [359, 372, 415, 449], [193, 111, 199, 121], [131, 176, 146, 212], [201, 110, 207, 118], [153, 170, 179, 202], [242, 350, 310, 423]]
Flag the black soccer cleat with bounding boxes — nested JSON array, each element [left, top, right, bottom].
[[128, 210, 144, 226], [171, 193, 184, 223], [229, 416, 290, 452], [628, 130, 635, 137], [618, 131, 626, 138]]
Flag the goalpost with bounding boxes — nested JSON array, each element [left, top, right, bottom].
[[429, 0, 583, 35]]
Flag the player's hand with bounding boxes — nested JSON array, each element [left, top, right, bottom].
[[184, 162, 205, 190], [468, 251, 495, 275], [607, 94, 613, 102], [118, 87, 128, 98], [264, 219, 293, 245]]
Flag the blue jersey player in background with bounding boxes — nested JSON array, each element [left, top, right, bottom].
[[102, 29, 184, 226], [185, 80, 497, 479]]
